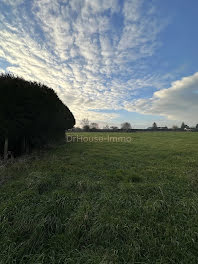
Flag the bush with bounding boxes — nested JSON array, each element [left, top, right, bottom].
[[0, 74, 75, 158]]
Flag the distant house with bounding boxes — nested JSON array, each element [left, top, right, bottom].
[[184, 127, 193, 132], [147, 126, 168, 130], [158, 127, 168, 130]]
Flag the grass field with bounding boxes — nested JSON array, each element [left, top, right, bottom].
[[0, 132, 198, 263]]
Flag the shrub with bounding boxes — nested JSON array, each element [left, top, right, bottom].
[[0, 74, 75, 158]]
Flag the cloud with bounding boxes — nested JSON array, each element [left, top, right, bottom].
[[1, 0, 23, 6], [125, 72, 198, 123], [0, 0, 168, 125]]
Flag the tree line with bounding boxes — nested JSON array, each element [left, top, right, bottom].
[[72, 120, 198, 132], [0, 74, 75, 159]]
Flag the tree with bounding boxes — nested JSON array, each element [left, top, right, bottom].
[[81, 118, 89, 127], [121, 122, 132, 131], [90, 122, 99, 130], [103, 125, 109, 130], [110, 126, 118, 131], [0, 74, 75, 158], [81, 119, 90, 131], [181, 122, 189, 130], [172, 125, 178, 130], [196, 124, 198, 129], [152, 122, 158, 130], [181, 122, 185, 130]]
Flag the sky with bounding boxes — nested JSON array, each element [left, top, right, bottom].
[[0, 0, 198, 128]]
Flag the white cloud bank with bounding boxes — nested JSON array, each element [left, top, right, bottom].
[[125, 72, 198, 124]]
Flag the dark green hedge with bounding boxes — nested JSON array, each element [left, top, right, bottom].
[[0, 74, 75, 157]]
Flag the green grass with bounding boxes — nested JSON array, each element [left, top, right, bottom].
[[0, 132, 198, 263]]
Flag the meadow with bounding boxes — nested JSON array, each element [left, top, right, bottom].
[[0, 132, 198, 263]]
